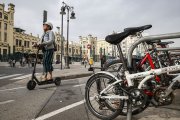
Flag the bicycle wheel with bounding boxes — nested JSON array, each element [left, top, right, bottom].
[[85, 73, 124, 120], [104, 59, 151, 115]]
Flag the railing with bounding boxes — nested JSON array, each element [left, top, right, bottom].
[[127, 32, 180, 67]]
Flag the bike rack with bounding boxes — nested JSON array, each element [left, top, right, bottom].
[[156, 47, 180, 51], [126, 32, 180, 120], [127, 32, 180, 68]]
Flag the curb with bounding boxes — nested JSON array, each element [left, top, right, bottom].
[[54, 72, 93, 80]]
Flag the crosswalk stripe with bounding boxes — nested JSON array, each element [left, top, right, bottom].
[[10, 74, 32, 80], [0, 74, 5, 77], [0, 100, 15, 105], [0, 87, 26, 92], [0, 74, 21, 80], [73, 84, 85, 87]]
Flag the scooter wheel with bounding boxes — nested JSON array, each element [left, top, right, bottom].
[[54, 77, 61, 86], [27, 80, 36, 90]]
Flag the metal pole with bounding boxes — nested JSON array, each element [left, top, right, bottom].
[[65, 8, 70, 69], [60, 14, 64, 70], [127, 101, 132, 120]]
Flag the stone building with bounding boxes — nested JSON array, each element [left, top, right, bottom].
[[96, 39, 114, 60], [0, 3, 15, 61], [13, 27, 40, 60], [79, 34, 97, 61], [120, 35, 145, 57]]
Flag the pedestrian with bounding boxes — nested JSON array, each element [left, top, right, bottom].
[[100, 55, 106, 71], [8, 59, 12, 67], [20, 58, 22, 66], [27, 57, 31, 67], [84, 58, 87, 68], [33, 22, 55, 81], [12, 59, 16, 67]]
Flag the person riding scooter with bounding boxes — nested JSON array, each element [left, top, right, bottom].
[[33, 22, 55, 81]]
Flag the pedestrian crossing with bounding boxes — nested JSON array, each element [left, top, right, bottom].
[[0, 73, 40, 81], [0, 74, 22, 80]]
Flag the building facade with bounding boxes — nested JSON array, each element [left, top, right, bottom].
[[120, 35, 145, 57], [96, 39, 114, 61], [13, 27, 40, 60], [79, 34, 97, 61], [0, 3, 15, 61]]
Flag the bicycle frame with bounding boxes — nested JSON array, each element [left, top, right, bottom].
[[98, 64, 180, 100], [99, 32, 180, 100]]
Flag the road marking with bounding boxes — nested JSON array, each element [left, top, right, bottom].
[[0, 86, 26, 92], [73, 84, 85, 87], [0, 100, 14, 105], [34, 100, 85, 120], [10, 74, 31, 80], [0, 74, 21, 80], [0, 74, 5, 76]]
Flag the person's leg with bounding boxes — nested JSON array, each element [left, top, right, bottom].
[[41, 51, 48, 80], [46, 49, 54, 80]]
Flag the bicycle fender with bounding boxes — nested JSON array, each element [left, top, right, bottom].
[[87, 71, 121, 83]]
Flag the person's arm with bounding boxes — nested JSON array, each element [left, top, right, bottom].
[[41, 31, 55, 46]]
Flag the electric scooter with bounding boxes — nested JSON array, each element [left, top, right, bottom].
[[27, 47, 61, 90]]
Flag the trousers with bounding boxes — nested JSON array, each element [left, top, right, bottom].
[[43, 49, 54, 73]]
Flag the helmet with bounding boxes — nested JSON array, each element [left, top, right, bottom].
[[43, 22, 53, 30]]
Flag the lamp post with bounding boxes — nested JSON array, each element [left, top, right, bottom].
[[56, 26, 62, 69], [60, 2, 76, 69], [60, 5, 66, 69]]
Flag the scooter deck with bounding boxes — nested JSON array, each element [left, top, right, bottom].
[[37, 79, 54, 85]]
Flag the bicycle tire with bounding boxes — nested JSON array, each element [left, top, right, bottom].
[[104, 59, 151, 115], [85, 73, 124, 120]]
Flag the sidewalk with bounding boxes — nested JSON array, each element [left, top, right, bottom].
[[0, 62, 10, 67], [52, 63, 94, 80]]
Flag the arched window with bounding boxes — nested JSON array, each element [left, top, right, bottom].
[[0, 12, 2, 18], [4, 15, 8, 20]]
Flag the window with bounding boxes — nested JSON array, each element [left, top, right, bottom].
[[69, 48, 71, 53], [4, 23, 7, 30], [0, 32, 1, 41], [0, 12, 2, 18], [24, 41, 26, 47], [27, 41, 29, 48], [4, 32, 7, 42], [16, 39, 18, 46], [0, 22, 1, 28], [4, 15, 8, 20], [3, 49, 7, 55], [11, 13, 13, 20], [19, 40, 22, 47]]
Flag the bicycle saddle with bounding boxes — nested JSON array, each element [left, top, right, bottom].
[[157, 41, 174, 46], [105, 25, 152, 45], [124, 25, 152, 33]]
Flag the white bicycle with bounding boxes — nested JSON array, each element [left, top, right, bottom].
[[85, 25, 180, 120]]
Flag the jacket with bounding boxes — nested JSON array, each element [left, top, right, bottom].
[[40, 30, 55, 50]]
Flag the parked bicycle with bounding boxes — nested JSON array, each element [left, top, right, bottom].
[[85, 25, 180, 120]]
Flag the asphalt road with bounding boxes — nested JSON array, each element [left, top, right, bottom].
[[0, 66, 180, 120], [0, 65, 62, 87]]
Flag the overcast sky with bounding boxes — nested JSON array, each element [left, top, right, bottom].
[[1, 0, 180, 46]]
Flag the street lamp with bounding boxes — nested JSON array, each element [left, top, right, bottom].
[[60, 2, 76, 69], [60, 5, 66, 70]]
